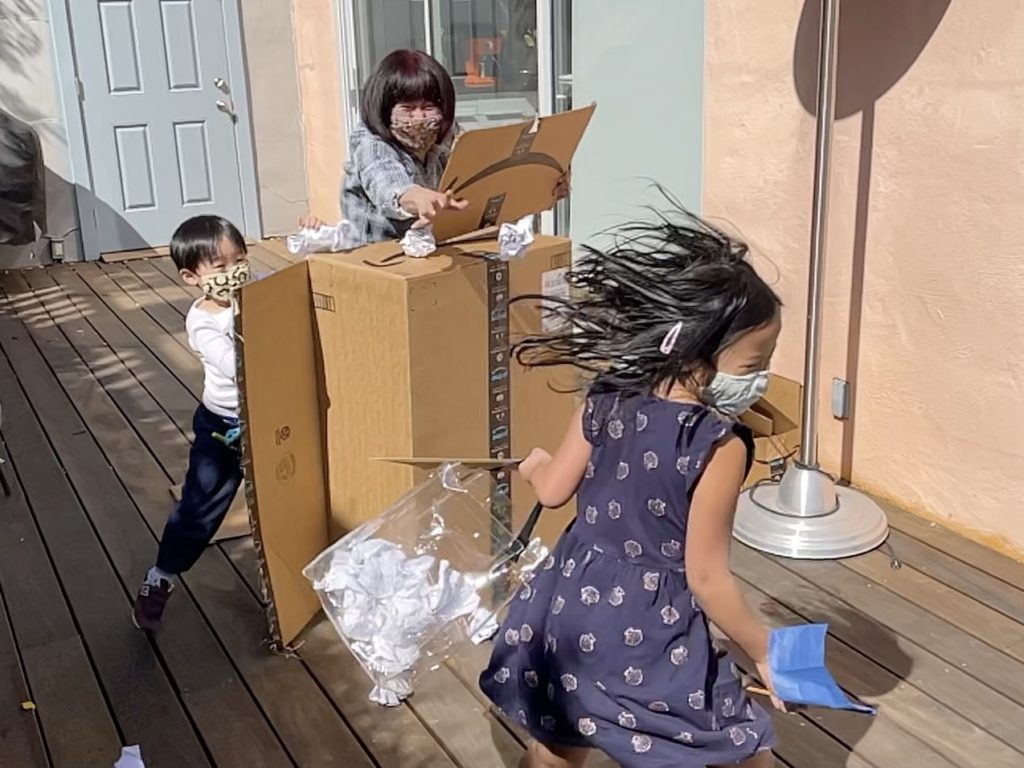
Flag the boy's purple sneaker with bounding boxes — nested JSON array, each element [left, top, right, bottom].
[[132, 579, 174, 631]]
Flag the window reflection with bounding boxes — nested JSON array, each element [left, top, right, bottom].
[[351, 0, 539, 129]]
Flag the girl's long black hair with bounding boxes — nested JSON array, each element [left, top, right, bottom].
[[512, 193, 781, 396]]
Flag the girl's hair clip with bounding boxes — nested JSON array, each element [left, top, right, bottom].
[[660, 321, 683, 355]]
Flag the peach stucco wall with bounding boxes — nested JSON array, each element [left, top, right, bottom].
[[292, 0, 346, 223], [704, 1, 1024, 554]]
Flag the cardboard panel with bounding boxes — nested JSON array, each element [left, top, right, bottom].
[[743, 375, 804, 489], [307, 258, 416, 539], [407, 260, 491, 460], [507, 241, 579, 545], [374, 458, 521, 471], [432, 104, 596, 242], [238, 262, 328, 646]]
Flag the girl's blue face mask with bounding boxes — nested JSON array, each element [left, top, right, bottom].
[[702, 370, 770, 417]]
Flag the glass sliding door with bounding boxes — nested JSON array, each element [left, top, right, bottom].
[[341, 0, 540, 130]]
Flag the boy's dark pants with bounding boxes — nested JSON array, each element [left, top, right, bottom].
[[156, 405, 242, 575]]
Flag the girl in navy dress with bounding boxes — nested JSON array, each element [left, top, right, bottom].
[[481, 205, 786, 767]]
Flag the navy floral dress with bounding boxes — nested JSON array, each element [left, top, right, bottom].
[[481, 392, 775, 767]]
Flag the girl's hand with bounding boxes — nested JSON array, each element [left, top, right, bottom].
[[399, 186, 468, 221], [553, 170, 571, 202], [298, 215, 325, 230], [518, 448, 553, 484], [754, 658, 788, 713]]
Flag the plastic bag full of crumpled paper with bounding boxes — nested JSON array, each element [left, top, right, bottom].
[[303, 464, 548, 706]]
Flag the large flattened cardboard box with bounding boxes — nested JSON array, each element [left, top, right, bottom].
[[741, 374, 803, 488], [238, 236, 578, 647]]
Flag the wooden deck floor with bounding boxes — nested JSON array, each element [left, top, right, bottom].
[[1, 242, 1023, 768]]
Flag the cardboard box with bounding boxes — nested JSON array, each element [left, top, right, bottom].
[[740, 374, 803, 488], [432, 104, 594, 242], [238, 236, 579, 647]]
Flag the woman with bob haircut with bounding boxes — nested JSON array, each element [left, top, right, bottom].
[[303, 49, 568, 247]]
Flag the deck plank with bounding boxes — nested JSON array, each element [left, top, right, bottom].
[[0, 305, 211, 768], [885, 503, 1024, 588], [100, 261, 194, 344], [844, 550, 1024, 666], [124, 259, 196, 317], [4, 270, 376, 767], [48, 266, 200, 427], [0, 276, 295, 767], [71, 263, 204, 397], [773, 556, 1024, 707], [0, 379, 122, 767], [0, 584, 49, 768], [736, 571, 1022, 767], [732, 546, 1024, 754], [222, 537, 462, 768], [880, 529, 1024, 625]]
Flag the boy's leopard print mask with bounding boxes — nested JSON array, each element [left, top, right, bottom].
[[198, 261, 251, 302]]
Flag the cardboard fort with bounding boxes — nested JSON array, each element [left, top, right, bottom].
[[236, 105, 595, 647], [740, 374, 803, 489], [238, 236, 580, 647]]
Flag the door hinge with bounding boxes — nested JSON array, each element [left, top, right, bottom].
[[76, 78, 84, 101]]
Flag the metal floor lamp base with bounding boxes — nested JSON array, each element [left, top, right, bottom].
[[733, 463, 890, 560]]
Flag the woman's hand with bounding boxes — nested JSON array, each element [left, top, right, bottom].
[[518, 448, 553, 485], [298, 215, 325, 231], [399, 186, 468, 222], [553, 170, 571, 202], [754, 657, 788, 713]]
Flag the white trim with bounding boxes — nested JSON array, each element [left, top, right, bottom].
[[223, 0, 263, 240], [336, 0, 361, 128], [46, 0, 97, 259], [422, 0, 434, 56], [535, 0, 555, 235], [536, 0, 554, 117]]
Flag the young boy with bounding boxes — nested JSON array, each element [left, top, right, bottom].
[[133, 215, 251, 631]]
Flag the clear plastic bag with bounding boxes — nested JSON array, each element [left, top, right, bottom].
[[303, 463, 548, 706], [286, 220, 358, 256]]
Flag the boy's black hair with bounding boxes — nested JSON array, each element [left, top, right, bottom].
[[170, 215, 246, 273], [512, 191, 782, 396], [360, 49, 456, 147]]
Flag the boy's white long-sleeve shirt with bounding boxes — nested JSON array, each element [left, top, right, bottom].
[[186, 300, 238, 419]]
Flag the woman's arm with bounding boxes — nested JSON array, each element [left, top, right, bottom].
[[685, 435, 769, 662], [354, 133, 467, 223], [354, 138, 417, 220], [518, 404, 591, 508]]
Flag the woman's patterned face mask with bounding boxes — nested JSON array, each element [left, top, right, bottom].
[[198, 261, 251, 302], [391, 115, 442, 153]]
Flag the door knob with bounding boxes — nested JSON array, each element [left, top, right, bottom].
[[216, 99, 237, 119], [214, 77, 230, 94]]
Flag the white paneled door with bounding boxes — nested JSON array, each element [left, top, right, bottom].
[[70, 1, 249, 253]]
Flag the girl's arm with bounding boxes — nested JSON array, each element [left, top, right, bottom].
[[685, 435, 770, 663], [518, 404, 591, 508]]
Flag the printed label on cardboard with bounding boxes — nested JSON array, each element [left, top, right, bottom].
[[541, 266, 570, 332]]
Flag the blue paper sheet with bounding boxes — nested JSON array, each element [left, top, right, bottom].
[[768, 624, 876, 714]]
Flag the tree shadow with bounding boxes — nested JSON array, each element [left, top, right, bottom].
[[0, 0, 47, 121], [791, 0, 951, 480]]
